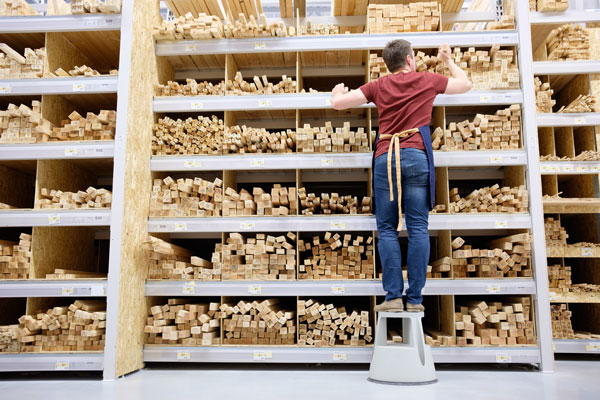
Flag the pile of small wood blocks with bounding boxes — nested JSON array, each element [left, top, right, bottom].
[[37, 187, 112, 209], [454, 297, 536, 346], [18, 300, 106, 352], [143, 236, 220, 281], [368, 54, 389, 81], [153, 13, 224, 40], [221, 232, 296, 280], [551, 304, 574, 339], [152, 116, 225, 156], [545, 217, 568, 247], [150, 176, 223, 217], [546, 24, 590, 61], [223, 13, 295, 38], [155, 79, 225, 96], [0, 233, 32, 279], [299, 20, 342, 36], [221, 299, 296, 345], [48, 65, 118, 78], [0, 325, 19, 352], [0, 44, 45, 78], [223, 185, 297, 216], [0, 0, 39, 15], [486, 16, 515, 30], [298, 233, 375, 279], [557, 95, 597, 113], [298, 299, 372, 346], [548, 264, 571, 293], [532, 0, 569, 12], [226, 72, 296, 95], [297, 122, 369, 153], [449, 184, 528, 214], [451, 234, 533, 278], [224, 125, 296, 154], [53, 110, 116, 141], [367, 2, 440, 33], [70, 0, 121, 14], [45, 269, 106, 279], [534, 77, 555, 113], [299, 187, 371, 215], [434, 105, 522, 151], [145, 299, 221, 345]]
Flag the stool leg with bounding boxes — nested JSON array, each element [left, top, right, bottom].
[[374, 314, 388, 346]]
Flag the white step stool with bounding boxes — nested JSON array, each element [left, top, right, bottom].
[[368, 311, 437, 385]]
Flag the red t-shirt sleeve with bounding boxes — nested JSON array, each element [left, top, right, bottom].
[[359, 80, 377, 103], [425, 72, 449, 94]]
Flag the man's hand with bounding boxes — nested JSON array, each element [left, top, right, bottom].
[[438, 43, 451, 63], [332, 83, 349, 97]]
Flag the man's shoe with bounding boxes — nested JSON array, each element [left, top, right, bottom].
[[374, 298, 404, 312], [406, 302, 425, 312]]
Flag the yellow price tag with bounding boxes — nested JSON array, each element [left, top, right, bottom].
[[258, 100, 272, 107], [72, 83, 85, 92], [495, 353, 511, 363], [55, 361, 70, 370], [549, 291, 557, 301], [248, 285, 262, 294], [331, 222, 346, 230], [253, 351, 272, 360], [576, 166, 589, 173], [321, 159, 334, 166], [250, 159, 265, 167], [489, 156, 502, 164], [190, 102, 203, 110], [64, 148, 79, 156], [585, 343, 600, 352], [487, 285, 500, 294], [183, 160, 202, 168], [182, 286, 195, 294], [333, 351, 347, 361], [495, 220, 508, 229], [331, 285, 345, 294], [48, 214, 61, 225], [479, 95, 492, 103], [241, 223, 256, 230], [0, 86, 11, 93], [581, 248, 593, 257], [185, 44, 197, 52], [61, 288, 74, 296], [174, 223, 188, 231], [573, 117, 586, 124], [562, 165, 574, 172], [254, 42, 267, 49], [177, 351, 191, 360]]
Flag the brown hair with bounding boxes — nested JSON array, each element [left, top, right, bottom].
[[382, 39, 413, 72]]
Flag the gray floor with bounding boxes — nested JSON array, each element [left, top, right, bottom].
[[1, 360, 600, 400]]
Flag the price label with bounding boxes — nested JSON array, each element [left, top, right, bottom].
[[495, 353, 511, 363], [591, 166, 600, 173], [540, 165, 552, 173], [585, 343, 600, 352], [183, 160, 202, 169], [185, 44, 197, 52], [332, 351, 347, 361], [489, 155, 502, 164], [253, 351, 272, 360], [487, 285, 501, 294], [48, 214, 61, 225], [331, 222, 346, 230], [250, 159, 265, 167], [0, 86, 11, 93], [495, 220, 508, 229], [258, 100, 272, 107], [551, 166, 560, 173], [248, 285, 262, 294], [552, 342, 556, 351], [182, 285, 195, 294], [174, 223, 188, 231], [61, 287, 74, 296], [576, 166, 589, 173], [190, 102, 203, 110], [581, 248, 593, 257], [321, 159, 334, 166], [64, 148, 79, 156], [55, 361, 70, 370], [177, 351, 191, 360], [479, 95, 492, 103], [241, 223, 256, 230], [72, 83, 85, 92], [254, 42, 267, 49], [331, 285, 345, 294], [562, 165, 574, 172], [573, 117, 586, 125], [325, 98, 332, 106], [549, 291, 557, 301]]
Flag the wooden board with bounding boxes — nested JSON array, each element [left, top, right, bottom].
[[543, 198, 600, 213]]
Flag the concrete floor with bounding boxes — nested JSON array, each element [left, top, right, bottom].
[[1, 359, 599, 400]]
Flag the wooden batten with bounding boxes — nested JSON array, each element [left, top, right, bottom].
[[0, 164, 35, 208], [296, 52, 303, 93]]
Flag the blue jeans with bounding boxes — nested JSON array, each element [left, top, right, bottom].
[[374, 148, 430, 304]]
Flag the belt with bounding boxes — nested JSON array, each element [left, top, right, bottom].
[[378, 128, 420, 231]]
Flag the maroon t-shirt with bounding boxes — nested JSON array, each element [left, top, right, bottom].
[[360, 71, 449, 159]]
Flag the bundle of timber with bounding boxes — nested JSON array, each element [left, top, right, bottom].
[[221, 232, 296, 280], [548, 264, 571, 293], [367, 2, 441, 33], [486, 16, 515, 30], [438, 105, 522, 151], [47, 65, 117, 78], [298, 299, 373, 346], [299, 20, 342, 36], [224, 13, 295, 38], [424, 329, 455, 347], [535, 0, 570, 12], [557, 95, 597, 113], [226, 72, 296, 95], [546, 24, 590, 61], [223, 184, 297, 216], [0, 0, 39, 15], [70, 0, 121, 14], [153, 13, 224, 40], [571, 283, 600, 294], [0, 325, 19, 352], [534, 77, 555, 113], [52, 110, 116, 141], [451, 234, 533, 278], [45, 269, 106, 279], [541, 151, 600, 161], [296, 122, 369, 153], [145, 299, 221, 345], [551, 304, 574, 339], [150, 176, 223, 217], [454, 297, 536, 346], [224, 125, 296, 154], [155, 79, 225, 96], [0, 233, 32, 279], [18, 300, 106, 352], [448, 185, 528, 214], [298, 232, 375, 280], [152, 115, 225, 156], [143, 236, 221, 280], [369, 54, 389, 81], [298, 187, 371, 215], [544, 217, 568, 247], [221, 298, 296, 345], [0, 44, 45, 78], [574, 332, 600, 339], [36, 187, 112, 209]]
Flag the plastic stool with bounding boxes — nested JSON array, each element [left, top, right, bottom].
[[367, 311, 437, 385]]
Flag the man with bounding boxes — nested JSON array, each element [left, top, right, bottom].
[[331, 39, 472, 312]]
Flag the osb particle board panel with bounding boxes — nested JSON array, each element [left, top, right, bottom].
[[44, 32, 95, 75], [63, 31, 121, 71], [0, 164, 35, 208], [34, 159, 96, 205]]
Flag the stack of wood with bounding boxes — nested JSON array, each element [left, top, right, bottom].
[[451, 234, 533, 278], [544, 217, 568, 247], [222, 185, 297, 216], [367, 2, 440, 33], [424, 329, 455, 347], [0, 233, 32, 279], [224, 13, 295, 38], [18, 300, 106, 352], [145, 299, 221, 345], [221, 299, 296, 345], [0, 0, 39, 15], [369, 54, 389, 81], [557, 95, 597, 113], [534, 77, 555, 113], [0, 44, 45, 79], [226, 72, 296, 95], [449, 185, 529, 214], [153, 13, 225, 40], [70, 0, 121, 14], [571, 283, 600, 294], [548, 264, 571, 293], [529, 0, 537, 11], [150, 176, 223, 217], [299, 20, 343, 36], [45, 269, 106, 279], [152, 116, 225, 156], [52, 110, 116, 141], [551, 304, 574, 339], [536, 0, 570, 12], [298, 233, 375, 280], [0, 202, 15, 209], [221, 232, 296, 280], [155, 79, 225, 96], [1, 103, 46, 143], [47, 65, 118, 78], [546, 24, 590, 61], [143, 236, 221, 281], [298, 299, 373, 346], [224, 126, 296, 154], [36, 187, 112, 209], [0, 325, 19, 352], [454, 297, 536, 346], [486, 16, 515, 31], [439, 105, 522, 151], [298, 187, 371, 215], [429, 256, 452, 278], [296, 122, 369, 153]]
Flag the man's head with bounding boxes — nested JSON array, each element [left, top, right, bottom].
[[383, 39, 415, 73]]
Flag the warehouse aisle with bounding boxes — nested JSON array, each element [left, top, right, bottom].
[[1, 360, 599, 400]]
